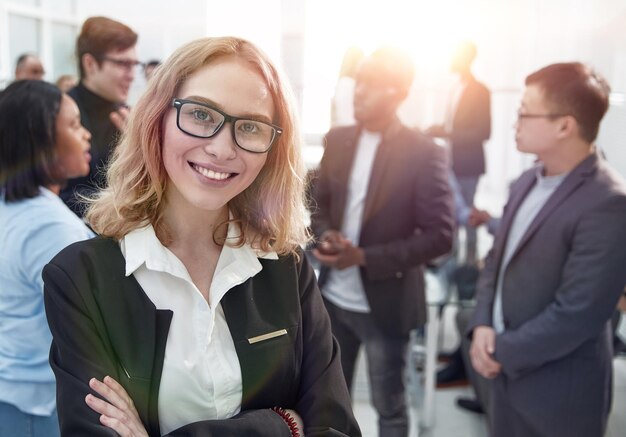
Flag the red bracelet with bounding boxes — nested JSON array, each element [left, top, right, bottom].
[[271, 406, 301, 437]]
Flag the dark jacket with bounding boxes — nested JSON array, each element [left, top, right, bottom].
[[450, 76, 491, 178], [43, 237, 360, 436], [60, 84, 122, 216], [310, 120, 454, 336]]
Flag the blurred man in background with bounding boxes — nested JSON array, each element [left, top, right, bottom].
[[60, 16, 139, 216], [311, 47, 454, 437], [427, 41, 491, 264], [14, 53, 45, 81]]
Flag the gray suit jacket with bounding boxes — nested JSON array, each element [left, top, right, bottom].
[[468, 152, 626, 436], [311, 119, 454, 336]]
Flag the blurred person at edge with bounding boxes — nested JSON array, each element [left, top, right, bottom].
[[144, 59, 161, 82], [14, 53, 45, 81], [426, 41, 491, 264], [0, 80, 94, 437], [43, 36, 360, 437], [55, 74, 78, 93], [60, 16, 139, 217]]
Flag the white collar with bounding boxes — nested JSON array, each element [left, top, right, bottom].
[[121, 221, 278, 279]]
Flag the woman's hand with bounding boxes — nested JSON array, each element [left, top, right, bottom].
[[85, 376, 148, 437]]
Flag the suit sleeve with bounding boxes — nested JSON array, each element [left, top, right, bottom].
[[310, 132, 335, 239], [43, 261, 121, 436], [362, 143, 455, 280], [493, 195, 626, 379], [294, 253, 362, 436]]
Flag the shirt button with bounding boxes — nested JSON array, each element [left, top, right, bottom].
[[395, 272, 403, 278]]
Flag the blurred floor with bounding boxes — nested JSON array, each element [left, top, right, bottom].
[[351, 305, 626, 437]]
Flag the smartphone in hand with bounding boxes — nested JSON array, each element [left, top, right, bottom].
[[316, 240, 341, 256]]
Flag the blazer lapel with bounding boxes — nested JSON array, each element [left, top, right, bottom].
[[333, 128, 360, 230], [221, 258, 300, 409], [96, 238, 172, 437], [361, 121, 399, 224], [510, 154, 597, 260], [493, 170, 536, 264]]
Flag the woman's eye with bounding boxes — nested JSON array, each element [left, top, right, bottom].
[[240, 122, 259, 133], [192, 109, 210, 121]]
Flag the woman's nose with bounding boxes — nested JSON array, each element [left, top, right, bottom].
[[203, 124, 237, 159]]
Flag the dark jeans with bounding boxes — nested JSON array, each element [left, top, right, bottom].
[[324, 298, 410, 437], [0, 401, 59, 437]]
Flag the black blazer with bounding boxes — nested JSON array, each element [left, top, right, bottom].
[[449, 76, 491, 178], [310, 120, 454, 335], [43, 237, 360, 436]]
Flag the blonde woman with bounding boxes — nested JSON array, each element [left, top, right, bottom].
[[43, 37, 360, 437]]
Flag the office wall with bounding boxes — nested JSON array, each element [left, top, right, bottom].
[[1, 0, 624, 199]]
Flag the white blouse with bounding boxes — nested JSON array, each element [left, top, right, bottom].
[[120, 223, 277, 435]]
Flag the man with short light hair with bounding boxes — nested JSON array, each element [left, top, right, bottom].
[[60, 16, 139, 215]]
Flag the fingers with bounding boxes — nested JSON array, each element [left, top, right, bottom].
[[85, 375, 148, 436], [470, 346, 497, 379], [320, 230, 343, 244], [85, 393, 133, 436], [109, 107, 130, 131], [468, 208, 491, 227], [312, 249, 340, 266], [470, 327, 502, 379], [89, 377, 131, 412]]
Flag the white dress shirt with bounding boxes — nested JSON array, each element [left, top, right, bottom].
[[120, 222, 277, 435], [322, 129, 381, 313]]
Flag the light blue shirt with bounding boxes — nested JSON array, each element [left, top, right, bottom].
[[0, 187, 94, 416]]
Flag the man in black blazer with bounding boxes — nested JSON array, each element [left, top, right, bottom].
[[427, 41, 491, 263], [468, 62, 626, 437], [311, 47, 454, 437]]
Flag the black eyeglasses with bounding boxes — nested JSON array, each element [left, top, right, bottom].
[[517, 110, 569, 120], [99, 56, 145, 71], [171, 98, 282, 153]]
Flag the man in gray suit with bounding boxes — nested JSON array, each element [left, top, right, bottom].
[[468, 62, 626, 437]]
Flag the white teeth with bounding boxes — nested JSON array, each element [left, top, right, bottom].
[[193, 164, 231, 180]]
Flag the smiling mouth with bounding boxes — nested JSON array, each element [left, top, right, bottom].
[[191, 163, 235, 181]]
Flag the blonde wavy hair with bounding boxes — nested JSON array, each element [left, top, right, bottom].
[[85, 37, 310, 255]]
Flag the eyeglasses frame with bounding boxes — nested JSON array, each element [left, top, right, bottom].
[[516, 111, 570, 121], [98, 56, 145, 71], [171, 98, 283, 154]]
